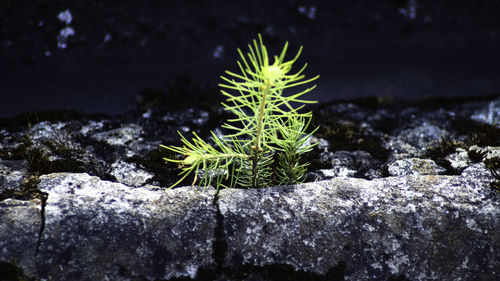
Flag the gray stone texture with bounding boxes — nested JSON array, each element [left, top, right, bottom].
[[0, 199, 42, 278], [386, 158, 446, 176], [35, 173, 217, 280], [0, 159, 28, 193], [110, 160, 154, 187], [1, 168, 499, 280], [218, 173, 500, 281]]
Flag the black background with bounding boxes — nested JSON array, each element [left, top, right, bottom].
[[1, 0, 499, 117]]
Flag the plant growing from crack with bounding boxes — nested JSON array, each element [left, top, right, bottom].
[[161, 34, 319, 189]]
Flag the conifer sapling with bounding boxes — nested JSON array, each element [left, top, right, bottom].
[[161, 34, 319, 189]]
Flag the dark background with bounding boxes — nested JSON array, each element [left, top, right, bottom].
[[1, 0, 499, 118]]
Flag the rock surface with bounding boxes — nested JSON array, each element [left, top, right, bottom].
[[35, 173, 217, 280], [110, 160, 154, 187], [0, 159, 27, 193], [1, 95, 500, 280], [0, 199, 42, 278], [218, 173, 500, 281], [319, 150, 381, 179], [0, 169, 498, 280], [386, 158, 446, 176]]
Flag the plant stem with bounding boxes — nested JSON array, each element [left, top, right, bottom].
[[250, 80, 271, 187], [255, 81, 271, 151]]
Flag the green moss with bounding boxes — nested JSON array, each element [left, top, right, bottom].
[[127, 148, 183, 187], [313, 116, 390, 163], [450, 117, 500, 147], [426, 137, 467, 175], [24, 141, 83, 175], [316, 96, 394, 112], [0, 173, 46, 203], [0, 136, 30, 161], [471, 122, 500, 147], [484, 156, 500, 193], [388, 274, 411, 281], [490, 181, 500, 193], [468, 148, 485, 163]]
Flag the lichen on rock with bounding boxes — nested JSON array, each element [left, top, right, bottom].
[[218, 173, 500, 280], [35, 173, 217, 280]]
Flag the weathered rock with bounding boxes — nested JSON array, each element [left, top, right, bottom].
[[27, 121, 70, 144], [383, 137, 423, 159], [319, 150, 381, 179], [386, 158, 446, 176], [218, 172, 500, 281], [110, 160, 154, 187], [36, 173, 217, 280], [91, 123, 158, 158], [319, 151, 358, 178], [483, 146, 500, 161], [397, 123, 447, 148], [383, 120, 452, 160], [1, 94, 499, 280], [462, 162, 494, 181], [92, 123, 144, 147], [315, 137, 330, 152], [471, 99, 500, 125], [0, 199, 42, 279], [0, 159, 28, 193], [19, 121, 111, 178], [78, 120, 107, 135], [445, 147, 470, 172]]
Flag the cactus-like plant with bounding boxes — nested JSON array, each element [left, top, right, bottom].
[[161, 34, 319, 189]]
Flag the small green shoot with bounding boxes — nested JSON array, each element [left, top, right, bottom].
[[161, 34, 319, 189]]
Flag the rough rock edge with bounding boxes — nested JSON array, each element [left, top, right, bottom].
[[217, 173, 500, 281], [0, 198, 42, 279], [1, 171, 500, 280], [36, 173, 217, 280]]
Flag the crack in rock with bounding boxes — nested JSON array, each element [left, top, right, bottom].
[[34, 191, 48, 257]]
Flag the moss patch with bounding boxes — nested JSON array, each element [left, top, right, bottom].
[[484, 156, 500, 193], [425, 137, 467, 175], [313, 115, 389, 163], [127, 147, 185, 188], [0, 174, 45, 203], [450, 117, 500, 147]]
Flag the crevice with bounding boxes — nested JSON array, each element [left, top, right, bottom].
[[167, 189, 227, 281], [35, 191, 48, 257], [211, 189, 227, 277], [172, 188, 346, 281]]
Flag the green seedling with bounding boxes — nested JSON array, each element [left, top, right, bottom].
[[161, 34, 319, 189]]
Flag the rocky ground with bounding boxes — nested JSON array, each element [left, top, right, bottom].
[[1, 91, 500, 280]]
